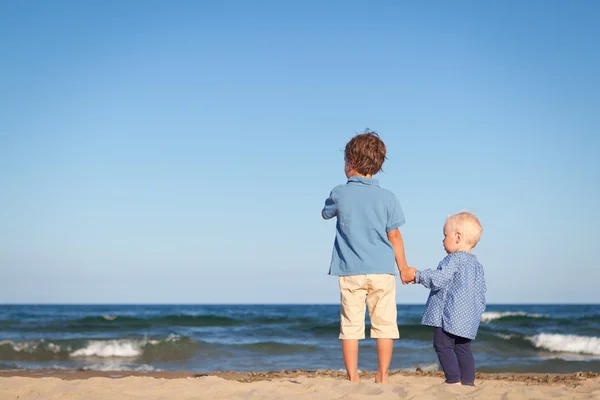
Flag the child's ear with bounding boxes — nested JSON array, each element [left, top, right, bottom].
[[455, 232, 462, 243], [344, 160, 354, 175]]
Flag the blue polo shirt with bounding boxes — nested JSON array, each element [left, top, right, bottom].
[[322, 176, 405, 276]]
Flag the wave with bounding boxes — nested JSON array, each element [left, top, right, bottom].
[[73, 315, 242, 329], [81, 363, 157, 372], [72, 312, 597, 327], [527, 334, 600, 356], [0, 336, 326, 362], [486, 332, 600, 357], [480, 312, 600, 326], [480, 312, 546, 323], [2, 314, 318, 332], [399, 362, 439, 372], [70, 339, 150, 358], [3, 312, 598, 334], [0, 335, 200, 361]]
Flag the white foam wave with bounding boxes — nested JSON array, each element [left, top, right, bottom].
[[69, 335, 183, 358], [70, 339, 145, 358], [102, 315, 117, 321], [337, 369, 364, 374], [1, 335, 185, 359], [495, 334, 514, 340], [45, 365, 72, 370], [400, 362, 439, 372], [163, 334, 183, 342], [82, 363, 157, 372], [528, 334, 600, 356], [0, 339, 66, 353], [480, 312, 544, 323]]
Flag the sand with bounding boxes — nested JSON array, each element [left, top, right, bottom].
[[0, 370, 599, 399]]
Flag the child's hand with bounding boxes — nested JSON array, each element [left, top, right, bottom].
[[400, 267, 417, 285]]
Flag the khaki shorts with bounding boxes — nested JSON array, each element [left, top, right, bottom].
[[338, 274, 399, 340]]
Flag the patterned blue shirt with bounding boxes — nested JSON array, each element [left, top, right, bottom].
[[416, 252, 486, 340]]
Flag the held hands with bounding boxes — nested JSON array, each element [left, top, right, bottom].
[[400, 267, 418, 285]]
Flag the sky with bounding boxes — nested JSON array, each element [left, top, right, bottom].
[[0, 0, 598, 304]]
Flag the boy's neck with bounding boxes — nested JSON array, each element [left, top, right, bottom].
[[347, 171, 372, 179]]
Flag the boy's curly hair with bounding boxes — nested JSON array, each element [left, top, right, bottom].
[[344, 129, 387, 176]]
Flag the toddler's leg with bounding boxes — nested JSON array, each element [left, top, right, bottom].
[[454, 337, 475, 385], [433, 328, 461, 384]]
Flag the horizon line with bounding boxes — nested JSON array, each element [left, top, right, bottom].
[[0, 302, 598, 306]]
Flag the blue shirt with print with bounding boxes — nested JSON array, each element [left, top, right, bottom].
[[322, 176, 405, 276], [416, 252, 486, 340]]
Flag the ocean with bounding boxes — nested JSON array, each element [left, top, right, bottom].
[[0, 304, 598, 374]]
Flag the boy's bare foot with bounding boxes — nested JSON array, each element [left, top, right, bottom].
[[375, 372, 388, 384], [442, 381, 460, 385], [347, 373, 360, 383]]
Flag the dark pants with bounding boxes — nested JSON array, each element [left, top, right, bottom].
[[433, 327, 475, 385]]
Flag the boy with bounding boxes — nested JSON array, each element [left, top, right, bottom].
[[322, 130, 415, 384], [408, 212, 486, 386]]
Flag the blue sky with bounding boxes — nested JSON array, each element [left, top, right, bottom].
[[1, 1, 598, 304]]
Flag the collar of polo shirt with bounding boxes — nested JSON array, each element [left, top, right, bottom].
[[347, 176, 379, 186]]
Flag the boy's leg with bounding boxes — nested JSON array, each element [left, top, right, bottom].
[[454, 337, 475, 385], [366, 274, 399, 384], [339, 275, 368, 382], [433, 328, 461, 384], [375, 338, 393, 383], [341, 339, 360, 382]]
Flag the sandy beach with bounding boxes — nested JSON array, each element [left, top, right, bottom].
[[1, 370, 599, 399]]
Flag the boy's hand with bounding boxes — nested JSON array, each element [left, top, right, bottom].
[[400, 267, 417, 285]]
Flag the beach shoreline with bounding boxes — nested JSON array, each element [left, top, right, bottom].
[[1, 368, 598, 385], [1, 370, 599, 400]]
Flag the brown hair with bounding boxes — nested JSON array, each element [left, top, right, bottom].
[[344, 129, 387, 176]]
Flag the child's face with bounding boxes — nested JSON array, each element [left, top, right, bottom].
[[442, 221, 460, 254]]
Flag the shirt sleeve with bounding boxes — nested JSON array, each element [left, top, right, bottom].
[[322, 190, 337, 219], [416, 255, 460, 290], [386, 194, 406, 232]]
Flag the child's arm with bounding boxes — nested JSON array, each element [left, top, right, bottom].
[[387, 229, 415, 284], [416, 258, 459, 290], [322, 190, 336, 220]]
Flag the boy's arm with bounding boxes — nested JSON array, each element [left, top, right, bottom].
[[322, 190, 336, 220], [416, 258, 459, 290], [387, 229, 415, 284]]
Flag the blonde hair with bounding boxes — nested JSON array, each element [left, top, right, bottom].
[[446, 211, 483, 248]]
